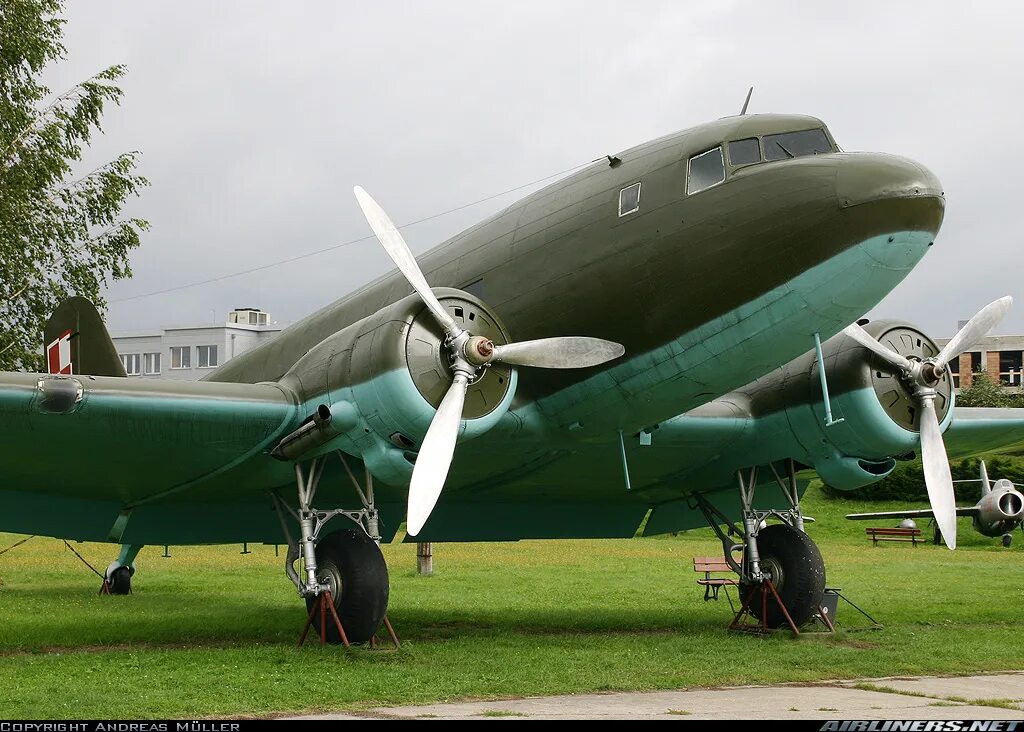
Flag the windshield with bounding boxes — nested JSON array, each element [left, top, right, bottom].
[[763, 129, 832, 161]]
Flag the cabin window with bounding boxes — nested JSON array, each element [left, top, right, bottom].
[[763, 128, 832, 161], [687, 147, 725, 195], [728, 138, 761, 167], [618, 182, 641, 216]]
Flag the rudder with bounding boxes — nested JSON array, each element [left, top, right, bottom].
[[43, 297, 127, 377]]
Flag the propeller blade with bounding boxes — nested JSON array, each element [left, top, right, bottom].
[[980, 459, 991, 495], [491, 337, 625, 369], [919, 396, 957, 550], [353, 186, 459, 336], [934, 296, 1013, 370], [405, 373, 469, 537], [842, 324, 914, 372]]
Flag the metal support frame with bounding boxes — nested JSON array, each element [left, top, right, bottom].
[[271, 451, 381, 598], [688, 459, 807, 584]]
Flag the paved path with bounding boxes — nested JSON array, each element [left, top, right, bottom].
[[290, 672, 1024, 720]]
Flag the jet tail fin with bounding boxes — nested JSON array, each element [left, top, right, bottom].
[[43, 297, 127, 377]]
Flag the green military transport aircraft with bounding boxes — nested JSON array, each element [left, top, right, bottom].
[[4, 113, 1024, 641]]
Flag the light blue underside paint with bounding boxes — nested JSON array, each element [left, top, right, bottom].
[[296, 230, 936, 495], [497, 230, 936, 441]]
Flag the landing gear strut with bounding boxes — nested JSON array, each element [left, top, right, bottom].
[[690, 459, 826, 630], [272, 452, 394, 646]]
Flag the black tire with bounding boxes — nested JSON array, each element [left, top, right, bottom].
[[109, 566, 132, 595], [1001, 533, 1013, 548], [304, 527, 389, 644], [739, 523, 825, 628]]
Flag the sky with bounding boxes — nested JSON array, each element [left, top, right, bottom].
[[46, 1, 1024, 337]]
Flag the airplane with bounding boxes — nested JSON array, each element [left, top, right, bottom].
[[847, 460, 1024, 547], [5, 111, 1024, 645]]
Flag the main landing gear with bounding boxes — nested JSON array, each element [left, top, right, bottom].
[[691, 459, 827, 632], [272, 451, 396, 647]]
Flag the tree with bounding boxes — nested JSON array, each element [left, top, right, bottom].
[[955, 370, 1024, 407], [0, 0, 148, 371]]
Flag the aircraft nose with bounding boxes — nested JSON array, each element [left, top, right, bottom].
[[836, 153, 945, 233]]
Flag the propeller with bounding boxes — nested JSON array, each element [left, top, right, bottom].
[[842, 296, 1013, 550], [354, 186, 626, 536]]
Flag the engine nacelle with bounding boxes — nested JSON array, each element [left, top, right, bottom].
[[279, 288, 518, 483], [779, 320, 954, 490]]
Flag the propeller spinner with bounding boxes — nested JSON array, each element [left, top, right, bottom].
[[353, 186, 625, 536], [843, 296, 1013, 550]]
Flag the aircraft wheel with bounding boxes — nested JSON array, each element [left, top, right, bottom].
[[740, 523, 825, 628], [304, 527, 389, 644], [1002, 533, 1013, 548], [109, 566, 132, 595]]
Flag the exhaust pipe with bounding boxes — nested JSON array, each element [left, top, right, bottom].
[[272, 402, 356, 461]]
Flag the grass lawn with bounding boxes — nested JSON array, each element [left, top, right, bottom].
[[0, 483, 1021, 718]]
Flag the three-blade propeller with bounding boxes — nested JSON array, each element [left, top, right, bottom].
[[842, 296, 1013, 550], [354, 186, 625, 536]]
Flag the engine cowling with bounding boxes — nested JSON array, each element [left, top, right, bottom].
[[781, 320, 954, 490], [279, 288, 518, 483]]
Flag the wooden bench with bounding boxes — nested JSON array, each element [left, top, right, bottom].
[[866, 527, 922, 546], [694, 556, 739, 607]]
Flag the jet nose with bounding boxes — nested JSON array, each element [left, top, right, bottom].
[[836, 153, 945, 233]]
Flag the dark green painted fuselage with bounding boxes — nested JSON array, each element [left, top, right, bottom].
[[0, 113, 957, 544]]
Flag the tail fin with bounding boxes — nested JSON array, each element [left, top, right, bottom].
[[43, 297, 127, 377], [980, 459, 992, 495]]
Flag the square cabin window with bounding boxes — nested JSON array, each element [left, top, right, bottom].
[[618, 182, 641, 216], [687, 147, 725, 195], [728, 138, 761, 167]]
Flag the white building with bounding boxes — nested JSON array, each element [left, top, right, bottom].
[[111, 307, 282, 380]]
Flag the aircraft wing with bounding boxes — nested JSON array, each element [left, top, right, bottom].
[[846, 506, 979, 521], [943, 407, 1024, 458], [0, 371, 300, 506]]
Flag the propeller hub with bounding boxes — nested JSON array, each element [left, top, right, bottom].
[[464, 335, 494, 367]]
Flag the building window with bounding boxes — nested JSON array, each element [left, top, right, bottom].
[[258, 312, 267, 325], [120, 353, 141, 376], [143, 352, 161, 375], [687, 147, 725, 195], [171, 346, 191, 369], [198, 345, 219, 368], [728, 138, 761, 167], [618, 182, 641, 216], [999, 350, 1023, 385]]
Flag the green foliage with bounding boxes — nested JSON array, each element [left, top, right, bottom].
[[825, 455, 1024, 502], [955, 371, 1024, 407], [0, 0, 148, 371]]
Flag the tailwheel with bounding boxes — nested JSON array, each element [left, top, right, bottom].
[[740, 524, 825, 628], [304, 528, 389, 644], [108, 566, 132, 595]]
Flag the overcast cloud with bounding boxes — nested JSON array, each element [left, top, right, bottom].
[[46, 1, 1024, 337]]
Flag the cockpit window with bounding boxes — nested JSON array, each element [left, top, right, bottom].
[[763, 128, 832, 161], [687, 146, 725, 194], [728, 138, 760, 167]]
